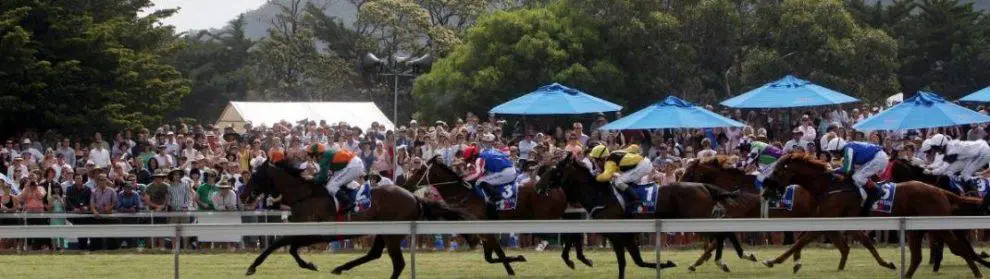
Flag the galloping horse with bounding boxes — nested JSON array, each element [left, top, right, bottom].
[[682, 157, 895, 273], [886, 158, 990, 271], [240, 161, 474, 279], [402, 156, 593, 274], [762, 154, 987, 278], [535, 154, 736, 279]]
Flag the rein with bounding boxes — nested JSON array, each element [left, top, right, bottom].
[[413, 162, 474, 207]]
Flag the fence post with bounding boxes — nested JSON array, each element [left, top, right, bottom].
[[174, 224, 182, 279], [410, 221, 417, 279], [899, 217, 906, 279], [655, 219, 662, 279]]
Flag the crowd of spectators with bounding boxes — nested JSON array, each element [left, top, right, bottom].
[[1, 102, 987, 251]]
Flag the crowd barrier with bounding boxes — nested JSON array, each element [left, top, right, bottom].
[[2, 216, 989, 279]]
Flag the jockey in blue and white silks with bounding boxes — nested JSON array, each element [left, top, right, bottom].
[[824, 137, 887, 217], [462, 134, 517, 203]]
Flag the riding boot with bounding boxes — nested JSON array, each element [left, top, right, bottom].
[[980, 196, 990, 215], [622, 186, 643, 209], [479, 182, 502, 203], [859, 183, 880, 217], [335, 189, 354, 213]]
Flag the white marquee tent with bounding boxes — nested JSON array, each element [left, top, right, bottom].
[[216, 102, 395, 131]]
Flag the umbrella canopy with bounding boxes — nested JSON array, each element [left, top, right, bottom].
[[853, 91, 990, 131], [599, 96, 745, 130], [959, 86, 990, 102], [721, 75, 859, 108], [489, 83, 622, 115]]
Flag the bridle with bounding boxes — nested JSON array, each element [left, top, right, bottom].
[[412, 161, 469, 189]]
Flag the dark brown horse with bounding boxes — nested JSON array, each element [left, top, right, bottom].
[[762, 154, 988, 278], [534, 154, 737, 279], [239, 161, 474, 278], [401, 156, 593, 273], [682, 157, 895, 273], [886, 158, 990, 271]]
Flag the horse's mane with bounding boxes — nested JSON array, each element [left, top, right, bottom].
[[272, 159, 306, 179], [782, 153, 830, 172]]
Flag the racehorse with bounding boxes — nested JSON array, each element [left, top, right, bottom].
[[534, 154, 736, 279], [401, 156, 593, 274], [681, 157, 896, 273], [886, 158, 990, 271], [240, 161, 474, 279], [762, 154, 988, 278]]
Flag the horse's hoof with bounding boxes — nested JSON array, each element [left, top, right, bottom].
[[301, 262, 318, 271], [579, 258, 593, 267], [883, 262, 897, 270], [793, 263, 803, 274], [331, 267, 344, 275], [516, 255, 527, 262], [664, 260, 677, 269], [245, 267, 256, 276], [687, 265, 697, 272], [745, 253, 758, 262], [719, 263, 731, 273], [564, 260, 576, 270], [980, 251, 989, 259], [762, 260, 775, 268]]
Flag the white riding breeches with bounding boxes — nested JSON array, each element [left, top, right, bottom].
[[615, 159, 653, 190], [479, 167, 517, 186], [325, 157, 366, 195], [853, 151, 888, 191]]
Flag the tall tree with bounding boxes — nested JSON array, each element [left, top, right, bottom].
[[0, 0, 189, 137]]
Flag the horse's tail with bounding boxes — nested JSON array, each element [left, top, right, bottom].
[[417, 197, 477, 221], [703, 183, 738, 203], [943, 189, 983, 207]]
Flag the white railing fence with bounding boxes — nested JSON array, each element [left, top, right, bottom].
[[2, 217, 990, 279]]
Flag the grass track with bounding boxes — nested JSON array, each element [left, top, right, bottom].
[[0, 247, 983, 278]]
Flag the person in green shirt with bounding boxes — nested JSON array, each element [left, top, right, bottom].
[[196, 169, 218, 211]]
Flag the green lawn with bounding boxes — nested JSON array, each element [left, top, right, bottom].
[[0, 247, 983, 278]]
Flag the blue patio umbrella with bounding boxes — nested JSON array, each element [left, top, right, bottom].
[[489, 83, 622, 115], [959, 86, 990, 102], [599, 96, 745, 130], [853, 91, 990, 131], [721, 75, 859, 108]]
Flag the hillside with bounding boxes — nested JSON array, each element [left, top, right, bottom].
[[240, 0, 358, 39], [866, 0, 989, 10]]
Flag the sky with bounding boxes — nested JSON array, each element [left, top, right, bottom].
[[148, 0, 268, 31]]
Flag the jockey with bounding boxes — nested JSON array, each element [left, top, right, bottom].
[[307, 143, 365, 212], [595, 145, 651, 209], [824, 137, 887, 217], [744, 140, 782, 171], [919, 134, 949, 170], [462, 133, 517, 203], [924, 134, 990, 211], [587, 144, 610, 174]]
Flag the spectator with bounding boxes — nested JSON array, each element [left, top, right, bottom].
[[57, 138, 75, 168], [166, 168, 191, 211], [116, 182, 142, 213], [196, 169, 218, 211], [144, 169, 170, 212], [797, 115, 817, 143], [90, 174, 116, 216], [783, 128, 809, 154], [153, 145, 174, 169], [89, 142, 111, 169], [210, 180, 238, 211]]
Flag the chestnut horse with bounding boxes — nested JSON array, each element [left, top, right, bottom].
[[762, 154, 987, 278], [239, 161, 475, 279], [886, 158, 990, 271], [681, 157, 895, 273], [401, 156, 590, 275], [534, 154, 737, 279]]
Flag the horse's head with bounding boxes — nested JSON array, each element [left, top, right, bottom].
[[763, 154, 830, 195], [241, 160, 318, 207], [241, 160, 275, 205], [535, 153, 604, 208], [683, 156, 753, 191], [403, 155, 468, 194]]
